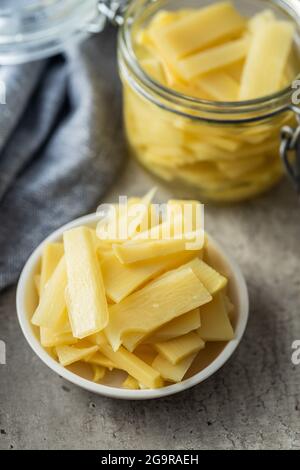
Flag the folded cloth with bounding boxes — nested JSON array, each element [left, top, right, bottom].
[[0, 28, 125, 290]]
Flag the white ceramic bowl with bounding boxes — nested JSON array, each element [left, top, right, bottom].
[[16, 212, 249, 400]]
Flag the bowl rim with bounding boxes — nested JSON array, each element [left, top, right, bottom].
[[16, 212, 249, 400]]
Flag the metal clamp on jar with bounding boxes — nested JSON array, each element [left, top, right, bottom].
[[280, 105, 300, 193], [1, 0, 299, 202]]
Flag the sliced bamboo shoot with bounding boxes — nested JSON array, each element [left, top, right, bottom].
[[197, 293, 234, 341], [196, 72, 239, 101], [113, 233, 203, 264], [34, 275, 41, 297], [182, 258, 227, 295], [101, 250, 197, 303], [31, 257, 67, 329], [152, 352, 197, 382], [98, 343, 164, 389], [240, 21, 295, 99], [38, 243, 72, 337], [56, 344, 98, 367], [249, 9, 276, 32], [84, 351, 115, 370], [40, 242, 64, 293], [176, 37, 249, 80], [105, 267, 212, 351], [40, 329, 78, 348], [154, 331, 205, 365], [63, 227, 109, 339], [151, 2, 246, 59], [147, 309, 201, 343]]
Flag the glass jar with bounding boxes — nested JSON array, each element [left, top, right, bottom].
[[118, 0, 300, 202], [0, 0, 106, 64], [0, 0, 299, 201]]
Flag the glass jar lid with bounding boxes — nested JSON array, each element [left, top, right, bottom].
[[0, 0, 105, 64]]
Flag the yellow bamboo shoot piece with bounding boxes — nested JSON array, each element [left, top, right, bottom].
[[154, 331, 205, 365], [63, 227, 109, 339], [249, 9, 276, 32], [40, 243, 64, 293], [40, 312, 72, 347], [40, 329, 78, 348], [113, 233, 203, 265], [122, 375, 140, 390], [34, 275, 41, 296], [105, 267, 212, 351], [89, 228, 113, 256], [56, 344, 98, 367], [176, 37, 249, 80], [183, 258, 227, 295], [151, 2, 246, 59], [92, 365, 106, 382], [196, 72, 239, 101], [170, 257, 227, 295], [112, 239, 184, 264], [152, 352, 197, 382], [84, 351, 115, 370], [98, 343, 164, 389], [147, 309, 201, 343], [240, 21, 295, 99], [43, 309, 71, 333], [101, 250, 196, 303], [31, 257, 67, 329], [38, 242, 72, 337], [197, 293, 234, 341], [147, 9, 194, 36]]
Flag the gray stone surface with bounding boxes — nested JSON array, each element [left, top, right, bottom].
[[1, 158, 300, 450]]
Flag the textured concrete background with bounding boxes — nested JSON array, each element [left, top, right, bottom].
[[1, 158, 300, 450]]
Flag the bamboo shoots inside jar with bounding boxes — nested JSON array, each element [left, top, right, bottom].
[[118, 0, 300, 202]]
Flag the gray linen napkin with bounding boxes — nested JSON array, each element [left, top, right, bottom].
[[0, 28, 125, 290]]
